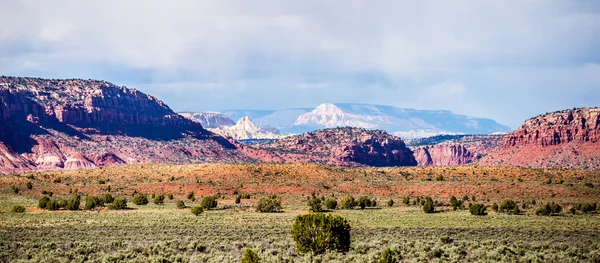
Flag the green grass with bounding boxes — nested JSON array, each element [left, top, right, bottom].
[[1, 192, 600, 262]]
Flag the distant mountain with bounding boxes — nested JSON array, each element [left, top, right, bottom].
[[479, 108, 600, 169], [209, 116, 282, 140], [221, 103, 511, 138], [406, 134, 504, 166], [179, 112, 235, 129]]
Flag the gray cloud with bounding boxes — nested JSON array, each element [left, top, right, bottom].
[[1, 0, 599, 127]]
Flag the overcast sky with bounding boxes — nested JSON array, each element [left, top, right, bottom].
[[1, 0, 599, 128]]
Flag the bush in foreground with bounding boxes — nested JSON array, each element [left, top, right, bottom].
[[241, 248, 260, 263], [11, 205, 26, 213], [191, 206, 203, 216], [256, 195, 282, 213], [291, 213, 351, 254], [132, 194, 149, 205], [469, 203, 487, 215]]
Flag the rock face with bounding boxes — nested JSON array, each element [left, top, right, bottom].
[[479, 108, 600, 169], [406, 135, 504, 166], [179, 112, 235, 129], [254, 127, 417, 167], [0, 76, 244, 173], [209, 116, 283, 140]]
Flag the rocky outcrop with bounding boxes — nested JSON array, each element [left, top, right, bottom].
[[254, 127, 417, 167], [407, 134, 504, 166], [179, 112, 235, 129], [479, 108, 600, 169]]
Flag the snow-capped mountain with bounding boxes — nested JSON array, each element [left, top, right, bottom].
[[219, 103, 511, 138], [208, 116, 283, 140]]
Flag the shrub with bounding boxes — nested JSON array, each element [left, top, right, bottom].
[[358, 196, 373, 209], [462, 195, 469, 201], [46, 199, 60, 210], [584, 183, 594, 188], [102, 193, 114, 204], [340, 195, 357, 209], [325, 198, 338, 210], [26, 182, 32, 190], [235, 195, 242, 204], [387, 199, 394, 207], [435, 174, 444, 181], [11, 205, 25, 213], [38, 196, 50, 209], [536, 202, 562, 216], [191, 206, 203, 216], [65, 195, 81, 210], [450, 196, 464, 210], [167, 193, 174, 200], [499, 199, 517, 213], [241, 248, 260, 263], [291, 213, 351, 254], [110, 198, 127, 210], [53, 178, 61, 183], [98, 180, 105, 184], [84, 196, 102, 210], [11, 185, 19, 194], [256, 195, 282, 213], [187, 192, 194, 200], [422, 197, 435, 213], [379, 247, 397, 263], [469, 203, 487, 215], [176, 200, 185, 209], [492, 202, 498, 212], [153, 194, 165, 205], [308, 196, 323, 212], [201, 195, 218, 210], [403, 196, 410, 205], [132, 194, 149, 205], [580, 203, 597, 213]]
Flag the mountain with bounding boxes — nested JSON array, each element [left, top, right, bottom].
[[179, 112, 235, 128], [253, 127, 417, 167], [406, 134, 504, 166], [0, 76, 248, 173], [479, 108, 600, 169], [221, 103, 511, 138], [209, 116, 282, 140]]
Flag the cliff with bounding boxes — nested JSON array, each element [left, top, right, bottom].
[[407, 134, 504, 166]]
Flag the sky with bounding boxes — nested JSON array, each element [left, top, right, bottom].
[[1, 0, 599, 128]]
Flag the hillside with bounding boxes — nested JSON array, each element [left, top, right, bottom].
[[179, 112, 235, 129], [253, 127, 417, 167], [479, 108, 600, 169], [0, 76, 247, 172]]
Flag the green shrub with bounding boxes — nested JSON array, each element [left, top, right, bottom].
[[291, 213, 351, 254], [201, 195, 218, 210], [153, 194, 165, 205], [325, 198, 337, 210], [102, 193, 114, 204], [469, 203, 487, 215], [499, 199, 517, 213], [402, 196, 410, 205], [167, 193, 174, 200], [241, 248, 260, 263], [378, 247, 397, 263], [235, 195, 242, 204], [580, 203, 597, 213], [450, 196, 464, 210], [46, 199, 60, 210], [308, 196, 323, 212], [84, 196, 102, 210], [65, 195, 81, 210], [11, 185, 19, 194], [339, 195, 356, 209], [26, 182, 33, 190], [11, 205, 25, 213], [38, 196, 50, 209], [53, 178, 61, 183], [422, 197, 435, 213], [256, 195, 282, 213], [462, 195, 469, 201], [358, 196, 375, 209], [491, 202, 498, 212], [110, 198, 127, 210], [387, 199, 394, 207], [536, 202, 562, 216], [584, 182, 594, 188], [187, 192, 194, 200], [132, 194, 149, 205], [176, 200, 185, 209], [191, 206, 203, 216], [98, 180, 105, 184]]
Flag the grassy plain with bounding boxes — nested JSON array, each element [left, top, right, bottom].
[[1, 164, 599, 262]]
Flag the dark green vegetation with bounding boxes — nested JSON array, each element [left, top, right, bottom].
[[469, 203, 487, 216], [256, 195, 282, 213], [291, 213, 351, 254]]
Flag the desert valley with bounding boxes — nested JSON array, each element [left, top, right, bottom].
[[0, 76, 599, 262]]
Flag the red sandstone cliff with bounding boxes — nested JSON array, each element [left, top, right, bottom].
[[407, 135, 503, 166]]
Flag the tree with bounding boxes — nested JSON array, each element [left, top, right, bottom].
[[291, 213, 351, 254], [241, 248, 261, 263], [340, 195, 357, 209], [132, 194, 149, 205], [191, 206, 203, 216], [201, 195, 218, 210], [256, 195, 282, 213], [469, 203, 487, 215]]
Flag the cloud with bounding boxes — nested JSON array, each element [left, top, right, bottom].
[[0, 0, 599, 128]]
